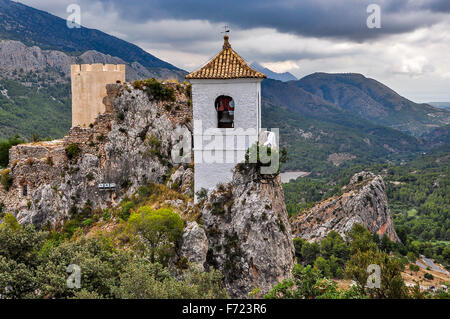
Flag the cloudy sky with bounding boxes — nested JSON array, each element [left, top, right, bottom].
[[16, 0, 450, 102]]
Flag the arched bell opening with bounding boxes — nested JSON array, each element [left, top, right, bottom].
[[215, 95, 234, 128]]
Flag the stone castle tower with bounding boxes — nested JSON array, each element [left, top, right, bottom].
[[71, 63, 125, 127], [185, 35, 266, 195]]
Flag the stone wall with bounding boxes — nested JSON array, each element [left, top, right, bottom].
[[71, 64, 126, 128], [0, 82, 193, 226]]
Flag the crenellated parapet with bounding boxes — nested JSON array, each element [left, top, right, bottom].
[[71, 63, 125, 128]]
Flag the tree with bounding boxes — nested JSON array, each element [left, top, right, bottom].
[[345, 224, 408, 299], [0, 214, 47, 298], [314, 256, 332, 278], [319, 231, 349, 264], [407, 251, 417, 262], [348, 224, 378, 254], [293, 237, 306, 261], [113, 260, 228, 299], [380, 234, 392, 252], [264, 264, 344, 299], [0, 135, 24, 168], [396, 226, 408, 244], [127, 207, 184, 265], [300, 241, 320, 265]]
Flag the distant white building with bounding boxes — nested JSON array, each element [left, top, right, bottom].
[[185, 35, 266, 197]]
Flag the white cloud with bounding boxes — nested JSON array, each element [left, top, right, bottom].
[[262, 61, 301, 73]]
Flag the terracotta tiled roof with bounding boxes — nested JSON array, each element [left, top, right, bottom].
[[185, 36, 266, 80]]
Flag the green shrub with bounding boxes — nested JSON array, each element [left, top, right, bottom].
[[424, 273, 434, 280], [96, 134, 106, 142], [112, 261, 228, 299], [81, 218, 94, 227], [409, 264, 420, 272], [120, 201, 135, 220], [62, 219, 81, 237], [102, 209, 111, 221], [145, 79, 175, 101], [264, 264, 322, 299], [147, 135, 161, 150], [0, 219, 228, 300], [1, 169, 13, 191], [133, 79, 175, 102], [184, 83, 192, 99], [120, 179, 131, 189], [65, 143, 81, 160], [243, 142, 287, 175], [0, 135, 24, 168], [195, 188, 208, 202], [137, 185, 151, 198]]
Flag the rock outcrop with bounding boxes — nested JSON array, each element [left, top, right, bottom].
[[179, 221, 209, 271], [199, 164, 295, 298], [292, 171, 400, 242], [0, 77, 294, 298], [0, 81, 193, 226], [0, 40, 185, 81]]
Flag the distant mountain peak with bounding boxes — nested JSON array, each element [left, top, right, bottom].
[[0, 0, 184, 72], [250, 62, 297, 82], [294, 72, 450, 136]]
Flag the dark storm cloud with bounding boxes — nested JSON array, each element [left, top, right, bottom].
[[427, 0, 450, 12], [94, 0, 449, 41]]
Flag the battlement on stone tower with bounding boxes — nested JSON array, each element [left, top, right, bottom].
[[71, 64, 126, 73], [71, 63, 126, 128]]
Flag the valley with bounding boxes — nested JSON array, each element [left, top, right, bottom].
[[0, 0, 448, 301]]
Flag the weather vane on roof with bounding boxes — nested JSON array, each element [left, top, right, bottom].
[[222, 25, 230, 36], [221, 25, 231, 48]]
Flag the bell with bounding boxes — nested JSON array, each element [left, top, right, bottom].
[[219, 111, 233, 123]]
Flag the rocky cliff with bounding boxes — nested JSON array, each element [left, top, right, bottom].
[[0, 79, 294, 298], [0, 40, 185, 81], [291, 171, 400, 242], [182, 164, 295, 298], [0, 81, 193, 226]]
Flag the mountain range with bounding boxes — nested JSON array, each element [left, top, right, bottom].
[[429, 102, 450, 110], [0, 0, 185, 77], [294, 73, 449, 136], [0, 0, 449, 174], [250, 62, 297, 82]]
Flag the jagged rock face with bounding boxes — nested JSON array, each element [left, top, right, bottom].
[[166, 165, 194, 195], [0, 40, 72, 74], [0, 82, 192, 226], [292, 171, 400, 242], [179, 221, 208, 271], [200, 165, 295, 298], [0, 40, 184, 81]]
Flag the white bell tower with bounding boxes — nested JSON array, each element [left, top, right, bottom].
[[185, 35, 266, 196]]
